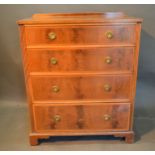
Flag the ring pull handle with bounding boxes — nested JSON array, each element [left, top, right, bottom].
[[48, 32, 56, 40], [53, 115, 61, 123], [52, 85, 60, 93], [50, 57, 58, 65], [105, 56, 112, 64], [106, 31, 113, 39], [103, 114, 111, 121], [104, 84, 112, 92]]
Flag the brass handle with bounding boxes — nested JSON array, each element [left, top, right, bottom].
[[103, 114, 111, 121], [104, 84, 112, 92], [52, 86, 60, 93], [48, 32, 56, 40], [50, 57, 58, 65], [53, 115, 61, 123], [105, 56, 112, 64], [106, 31, 113, 39]]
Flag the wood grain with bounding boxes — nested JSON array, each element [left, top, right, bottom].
[[33, 103, 130, 132], [26, 47, 134, 72], [25, 25, 136, 45], [30, 75, 131, 101]]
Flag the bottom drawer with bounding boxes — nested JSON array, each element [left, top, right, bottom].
[[33, 103, 130, 132]]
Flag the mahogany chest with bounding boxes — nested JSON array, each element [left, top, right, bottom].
[[17, 12, 142, 145]]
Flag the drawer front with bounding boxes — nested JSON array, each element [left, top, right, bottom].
[[25, 25, 136, 45], [27, 47, 134, 72], [30, 75, 131, 101], [33, 104, 130, 132]]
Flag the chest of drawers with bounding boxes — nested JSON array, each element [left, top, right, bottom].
[[17, 12, 142, 145]]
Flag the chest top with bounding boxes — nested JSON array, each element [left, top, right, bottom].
[[17, 12, 142, 25]]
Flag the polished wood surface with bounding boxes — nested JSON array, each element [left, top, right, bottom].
[[17, 12, 142, 25], [25, 25, 136, 45], [17, 12, 142, 145], [26, 47, 134, 72], [33, 103, 130, 132], [30, 75, 131, 101]]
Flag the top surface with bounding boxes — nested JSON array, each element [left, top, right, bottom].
[[17, 12, 143, 25]]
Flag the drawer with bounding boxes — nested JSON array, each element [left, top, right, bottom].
[[27, 47, 134, 72], [33, 103, 130, 132], [25, 25, 136, 45], [30, 75, 131, 101]]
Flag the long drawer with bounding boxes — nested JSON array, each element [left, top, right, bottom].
[[33, 103, 130, 132], [26, 47, 134, 72], [25, 25, 136, 45], [30, 75, 131, 101]]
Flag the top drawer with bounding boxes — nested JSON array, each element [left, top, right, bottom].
[[25, 25, 136, 46]]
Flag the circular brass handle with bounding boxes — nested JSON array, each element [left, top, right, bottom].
[[106, 31, 113, 39], [50, 57, 58, 65], [52, 86, 60, 93], [105, 56, 112, 64], [53, 115, 61, 123], [48, 32, 56, 40], [104, 84, 112, 92], [103, 114, 111, 121]]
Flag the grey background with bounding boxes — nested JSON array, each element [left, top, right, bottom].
[[0, 4, 155, 150]]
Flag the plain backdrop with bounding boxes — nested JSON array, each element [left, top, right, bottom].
[[0, 4, 155, 118]]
